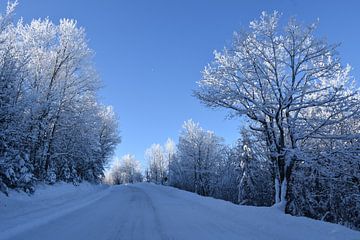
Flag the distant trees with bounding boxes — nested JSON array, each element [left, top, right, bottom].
[[107, 154, 142, 185], [194, 11, 360, 229], [0, 2, 120, 195], [144, 139, 176, 184], [145, 144, 165, 183]]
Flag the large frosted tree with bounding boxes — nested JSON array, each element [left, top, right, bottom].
[[174, 119, 224, 196], [195, 12, 359, 208]]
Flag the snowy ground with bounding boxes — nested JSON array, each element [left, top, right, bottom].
[[0, 183, 359, 240]]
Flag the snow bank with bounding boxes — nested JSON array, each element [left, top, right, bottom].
[[135, 183, 360, 240], [0, 182, 111, 240]]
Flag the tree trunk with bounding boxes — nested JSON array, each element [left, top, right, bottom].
[[274, 156, 288, 210]]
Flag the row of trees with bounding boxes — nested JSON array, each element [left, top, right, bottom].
[[146, 12, 359, 230], [145, 120, 273, 206], [0, 2, 120, 195]]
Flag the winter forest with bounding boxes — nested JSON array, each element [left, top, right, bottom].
[[0, 2, 120, 193], [1, 1, 359, 235]]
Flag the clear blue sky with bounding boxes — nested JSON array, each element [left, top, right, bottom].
[[15, 0, 360, 166]]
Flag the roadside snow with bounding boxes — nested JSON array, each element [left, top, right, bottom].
[[0, 182, 111, 239], [136, 183, 360, 240], [1, 182, 359, 240]]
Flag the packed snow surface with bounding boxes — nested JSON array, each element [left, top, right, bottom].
[[1, 182, 359, 240]]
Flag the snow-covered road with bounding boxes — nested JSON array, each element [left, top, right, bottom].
[[1, 183, 359, 240]]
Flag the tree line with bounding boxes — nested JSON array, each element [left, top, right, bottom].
[[143, 120, 273, 205], [0, 2, 120, 195]]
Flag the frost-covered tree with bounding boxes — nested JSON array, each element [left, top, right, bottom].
[[164, 138, 176, 183], [210, 146, 239, 203], [236, 129, 273, 206], [173, 119, 224, 196], [145, 138, 176, 184], [15, 17, 101, 182], [206, 128, 273, 205], [0, 1, 34, 194], [287, 111, 360, 229], [145, 144, 167, 184], [195, 11, 359, 209]]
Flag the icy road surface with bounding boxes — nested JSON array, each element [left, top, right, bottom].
[[1, 183, 359, 240]]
